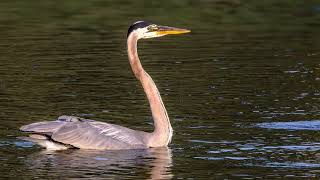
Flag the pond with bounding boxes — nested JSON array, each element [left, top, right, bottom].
[[0, 0, 320, 179]]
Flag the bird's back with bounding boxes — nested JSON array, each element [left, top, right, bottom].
[[20, 116, 148, 150]]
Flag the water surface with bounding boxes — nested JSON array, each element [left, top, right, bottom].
[[1, 0, 320, 179]]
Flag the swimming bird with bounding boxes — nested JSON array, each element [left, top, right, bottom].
[[19, 21, 190, 150]]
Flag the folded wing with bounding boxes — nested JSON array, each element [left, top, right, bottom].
[[20, 116, 147, 150]]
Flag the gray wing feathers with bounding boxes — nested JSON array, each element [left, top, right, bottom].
[[20, 121, 66, 135], [52, 122, 146, 150], [91, 122, 143, 144], [20, 116, 147, 150]]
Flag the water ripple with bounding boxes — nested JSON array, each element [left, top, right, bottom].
[[256, 120, 320, 130]]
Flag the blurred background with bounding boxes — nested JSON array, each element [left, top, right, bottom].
[[0, 0, 320, 179]]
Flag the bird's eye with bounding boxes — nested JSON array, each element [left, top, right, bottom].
[[147, 25, 158, 31]]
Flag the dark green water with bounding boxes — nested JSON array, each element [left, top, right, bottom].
[[1, 0, 320, 179]]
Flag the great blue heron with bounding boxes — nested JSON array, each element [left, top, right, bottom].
[[19, 21, 190, 150]]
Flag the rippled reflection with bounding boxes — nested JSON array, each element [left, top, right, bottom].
[[256, 120, 320, 130], [22, 147, 172, 179], [1, 0, 320, 179]]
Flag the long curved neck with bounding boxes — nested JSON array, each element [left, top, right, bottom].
[[127, 33, 173, 147]]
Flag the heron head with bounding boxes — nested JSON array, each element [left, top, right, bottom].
[[127, 21, 190, 39]]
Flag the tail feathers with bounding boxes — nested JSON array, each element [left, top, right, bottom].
[[20, 121, 66, 134], [18, 135, 70, 150], [17, 134, 48, 142], [17, 134, 48, 147]]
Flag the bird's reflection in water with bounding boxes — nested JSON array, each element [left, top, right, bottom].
[[24, 147, 173, 179]]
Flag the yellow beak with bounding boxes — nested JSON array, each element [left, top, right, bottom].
[[156, 26, 191, 35]]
